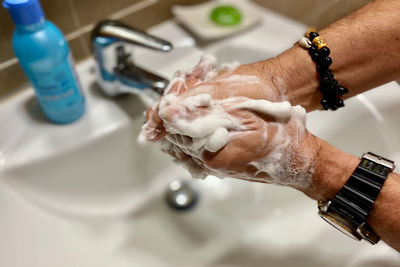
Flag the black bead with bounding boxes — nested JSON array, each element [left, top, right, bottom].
[[308, 46, 317, 53], [309, 32, 319, 41], [325, 73, 334, 82], [320, 69, 333, 79], [335, 99, 345, 108], [327, 80, 338, 91], [319, 46, 330, 57], [320, 98, 329, 110], [319, 85, 329, 95], [316, 63, 328, 72], [319, 56, 332, 68], [321, 75, 332, 85], [336, 86, 348, 95], [323, 69, 332, 75], [311, 52, 319, 62]]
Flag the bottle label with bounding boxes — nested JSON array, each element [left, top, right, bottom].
[[30, 55, 84, 110]]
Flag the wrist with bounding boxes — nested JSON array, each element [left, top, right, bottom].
[[263, 46, 322, 111], [301, 136, 360, 200]]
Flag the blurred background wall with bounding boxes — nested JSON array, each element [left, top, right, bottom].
[[255, 0, 372, 29], [0, 0, 372, 98]]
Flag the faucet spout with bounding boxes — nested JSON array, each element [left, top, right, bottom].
[[91, 20, 173, 98], [92, 20, 172, 52]]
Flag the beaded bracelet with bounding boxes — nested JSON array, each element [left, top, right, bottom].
[[298, 29, 348, 110]]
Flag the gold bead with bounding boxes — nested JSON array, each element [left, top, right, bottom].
[[312, 36, 328, 50], [306, 27, 318, 38]]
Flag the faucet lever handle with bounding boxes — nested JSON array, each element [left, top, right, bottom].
[[115, 46, 132, 70], [92, 20, 173, 52]]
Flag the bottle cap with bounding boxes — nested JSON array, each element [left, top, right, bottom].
[[3, 0, 45, 26]]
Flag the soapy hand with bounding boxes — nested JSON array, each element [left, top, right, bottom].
[[142, 55, 286, 142], [139, 56, 319, 188]]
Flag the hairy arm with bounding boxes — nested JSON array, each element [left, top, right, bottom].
[[261, 0, 400, 251], [262, 0, 400, 111]]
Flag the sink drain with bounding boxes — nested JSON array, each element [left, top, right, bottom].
[[165, 180, 198, 211]]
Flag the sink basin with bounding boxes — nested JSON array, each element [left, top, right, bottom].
[[1, 6, 400, 267], [308, 86, 400, 160]]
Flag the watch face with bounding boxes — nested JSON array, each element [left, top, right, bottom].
[[319, 213, 360, 241]]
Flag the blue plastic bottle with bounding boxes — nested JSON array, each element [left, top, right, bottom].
[[3, 0, 85, 124]]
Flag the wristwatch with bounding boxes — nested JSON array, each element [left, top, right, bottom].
[[318, 152, 395, 244]]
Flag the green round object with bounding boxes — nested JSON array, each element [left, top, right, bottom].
[[210, 5, 242, 26]]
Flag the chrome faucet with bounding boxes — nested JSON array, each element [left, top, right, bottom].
[[91, 20, 173, 98]]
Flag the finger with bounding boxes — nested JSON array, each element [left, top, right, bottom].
[[148, 103, 202, 141], [184, 71, 201, 89], [165, 134, 193, 148], [236, 176, 271, 184], [185, 55, 217, 87], [165, 56, 217, 98], [192, 55, 217, 79], [162, 142, 191, 161], [145, 108, 153, 121], [150, 105, 162, 125], [179, 156, 208, 179], [149, 96, 199, 141], [146, 105, 167, 141], [164, 71, 186, 95], [171, 66, 204, 95]]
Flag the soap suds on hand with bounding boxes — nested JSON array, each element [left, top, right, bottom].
[[205, 127, 230, 152], [183, 94, 212, 111], [139, 55, 314, 189]]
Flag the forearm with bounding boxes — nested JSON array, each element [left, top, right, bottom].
[[265, 0, 400, 111], [304, 137, 400, 252]]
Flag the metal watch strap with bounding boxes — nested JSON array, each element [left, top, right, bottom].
[[329, 152, 394, 227]]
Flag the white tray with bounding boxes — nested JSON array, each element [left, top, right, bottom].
[[172, 0, 263, 41]]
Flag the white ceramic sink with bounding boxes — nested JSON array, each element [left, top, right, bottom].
[[1, 6, 400, 267]]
